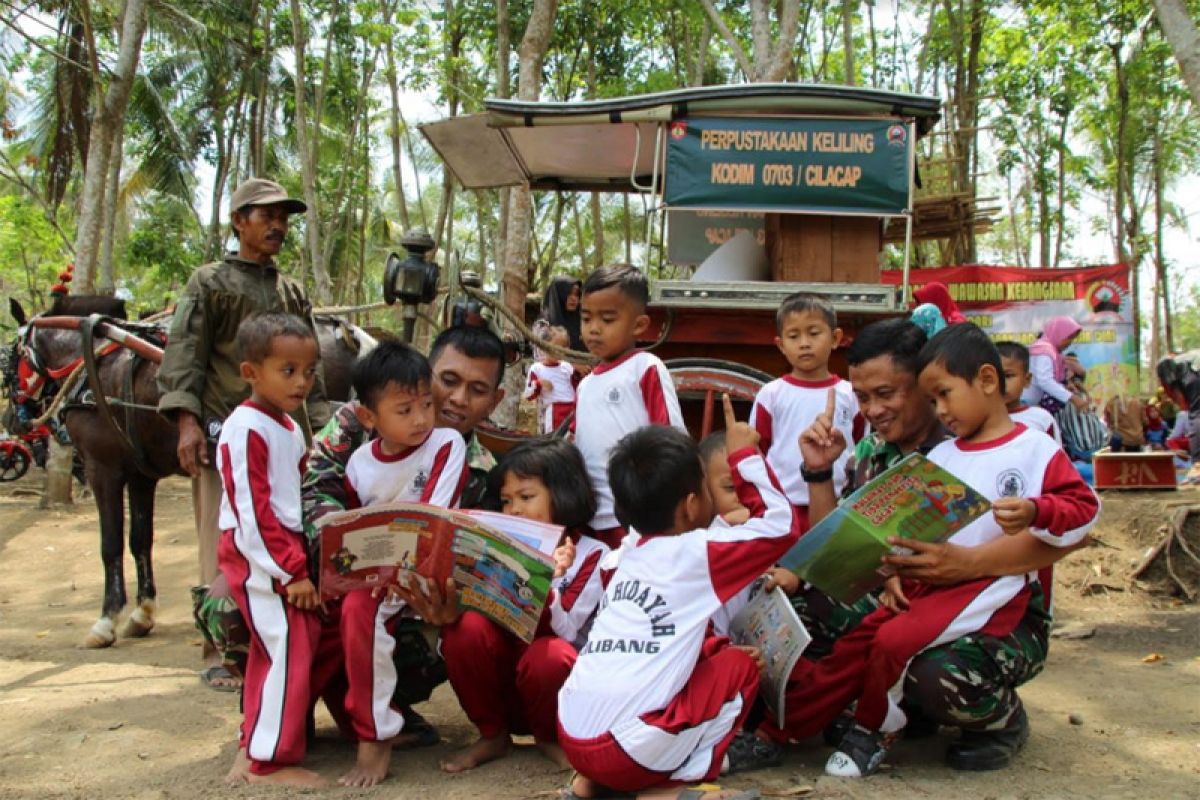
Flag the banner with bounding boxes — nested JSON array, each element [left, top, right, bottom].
[[667, 210, 765, 265], [880, 265, 1136, 408], [664, 117, 912, 215]]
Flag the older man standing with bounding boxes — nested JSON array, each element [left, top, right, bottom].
[[159, 178, 329, 689]]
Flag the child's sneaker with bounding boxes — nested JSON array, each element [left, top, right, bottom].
[[824, 724, 899, 778], [724, 730, 783, 774]]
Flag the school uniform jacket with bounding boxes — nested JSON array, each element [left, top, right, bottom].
[[343, 428, 468, 509], [574, 351, 686, 530], [217, 401, 310, 585], [749, 376, 862, 508], [1010, 404, 1061, 445], [546, 533, 610, 648], [558, 448, 801, 740]]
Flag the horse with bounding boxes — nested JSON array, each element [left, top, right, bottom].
[[3, 297, 375, 648]]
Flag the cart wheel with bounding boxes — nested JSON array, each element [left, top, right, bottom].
[[665, 358, 775, 440], [0, 448, 30, 482]]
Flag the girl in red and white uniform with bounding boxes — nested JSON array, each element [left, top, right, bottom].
[[524, 325, 581, 434], [440, 438, 608, 773]]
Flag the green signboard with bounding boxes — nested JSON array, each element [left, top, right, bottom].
[[664, 116, 912, 215]]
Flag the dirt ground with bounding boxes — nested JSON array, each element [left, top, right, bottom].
[[1, 477, 1197, 800]]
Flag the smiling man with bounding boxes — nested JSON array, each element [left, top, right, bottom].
[[159, 177, 329, 690]]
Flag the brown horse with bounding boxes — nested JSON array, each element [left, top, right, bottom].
[[4, 298, 373, 648]]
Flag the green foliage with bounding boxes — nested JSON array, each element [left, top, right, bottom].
[[0, 195, 71, 312]]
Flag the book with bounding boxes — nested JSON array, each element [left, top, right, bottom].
[[318, 503, 562, 642], [728, 578, 810, 722], [778, 452, 990, 604]]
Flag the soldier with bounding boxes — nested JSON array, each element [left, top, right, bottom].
[[158, 178, 330, 690]]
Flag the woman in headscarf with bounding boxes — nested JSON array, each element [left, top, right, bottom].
[[912, 282, 967, 324], [540, 276, 583, 351], [1157, 351, 1200, 460], [1024, 316, 1087, 413]]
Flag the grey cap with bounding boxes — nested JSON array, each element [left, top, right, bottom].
[[230, 178, 306, 215]]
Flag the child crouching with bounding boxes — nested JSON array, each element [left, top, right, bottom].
[[557, 397, 800, 800], [217, 313, 324, 788], [440, 437, 607, 773]]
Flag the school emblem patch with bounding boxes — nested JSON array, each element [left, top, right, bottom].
[[413, 469, 429, 492], [607, 387, 623, 404], [997, 469, 1026, 498]]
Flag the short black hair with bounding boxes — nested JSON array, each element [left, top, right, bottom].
[[428, 325, 506, 387], [846, 318, 928, 376], [609, 426, 704, 533], [776, 292, 837, 332], [352, 340, 432, 409], [237, 312, 316, 363], [582, 263, 649, 309], [917, 322, 1006, 395], [995, 341, 1030, 371], [491, 437, 596, 529], [698, 429, 728, 464]]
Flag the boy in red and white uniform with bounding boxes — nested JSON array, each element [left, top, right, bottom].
[[997, 341, 1062, 445], [217, 314, 324, 788], [558, 398, 801, 799], [336, 341, 468, 786], [574, 264, 685, 548], [524, 325, 580, 434], [759, 324, 1099, 778], [750, 293, 862, 533]]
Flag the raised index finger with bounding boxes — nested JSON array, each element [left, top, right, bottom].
[[824, 386, 837, 420], [722, 393, 737, 429]]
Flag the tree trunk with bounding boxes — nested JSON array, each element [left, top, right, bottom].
[[289, 0, 332, 303], [384, 3, 410, 230], [97, 124, 123, 295], [1151, 0, 1200, 110], [71, 0, 150, 294], [842, 0, 855, 85], [41, 439, 75, 509]]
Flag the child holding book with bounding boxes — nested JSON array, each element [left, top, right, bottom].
[[574, 264, 686, 548], [750, 293, 862, 533], [558, 397, 800, 800], [758, 323, 1099, 778], [698, 430, 754, 637], [336, 341, 468, 787], [524, 325, 579, 434], [996, 341, 1061, 445], [216, 313, 324, 788], [440, 438, 608, 773]]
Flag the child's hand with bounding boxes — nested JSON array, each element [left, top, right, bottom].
[[763, 567, 800, 596], [722, 393, 760, 453], [880, 575, 909, 613], [992, 497, 1037, 535], [286, 578, 321, 610], [798, 388, 847, 472], [539, 379, 554, 394], [721, 508, 751, 526], [552, 539, 577, 579], [732, 644, 766, 676]]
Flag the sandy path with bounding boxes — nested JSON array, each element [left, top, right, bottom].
[[1, 478, 1197, 799]]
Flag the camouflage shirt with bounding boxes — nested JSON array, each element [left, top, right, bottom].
[[842, 422, 951, 498], [157, 253, 330, 432], [301, 401, 498, 544]]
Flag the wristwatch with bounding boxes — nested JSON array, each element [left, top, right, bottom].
[[800, 462, 834, 483]]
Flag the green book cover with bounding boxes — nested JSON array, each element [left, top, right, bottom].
[[778, 452, 990, 604]]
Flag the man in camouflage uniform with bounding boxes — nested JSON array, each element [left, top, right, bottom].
[[774, 317, 1076, 771], [159, 178, 329, 689]]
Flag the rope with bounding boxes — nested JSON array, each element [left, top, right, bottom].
[[458, 284, 675, 364], [313, 300, 390, 316], [27, 363, 87, 427]]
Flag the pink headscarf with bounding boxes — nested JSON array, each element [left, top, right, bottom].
[[912, 282, 967, 324], [1029, 316, 1082, 380]]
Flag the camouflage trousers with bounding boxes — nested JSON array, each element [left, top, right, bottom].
[[792, 582, 1050, 732], [191, 583, 447, 707]]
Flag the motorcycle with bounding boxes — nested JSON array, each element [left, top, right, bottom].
[[0, 432, 34, 481]]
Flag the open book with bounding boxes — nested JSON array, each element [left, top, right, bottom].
[[318, 503, 562, 642], [728, 578, 810, 722], [778, 452, 990, 604]]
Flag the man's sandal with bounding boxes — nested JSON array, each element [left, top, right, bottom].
[[200, 665, 240, 693]]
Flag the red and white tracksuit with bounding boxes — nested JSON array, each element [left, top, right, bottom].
[[338, 429, 468, 742], [750, 375, 863, 534], [216, 401, 317, 776], [524, 360, 579, 434], [441, 531, 609, 741], [1010, 403, 1062, 445], [574, 350, 686, 548], [760, 424, 1100, 741], [557, 449, 801, 792]]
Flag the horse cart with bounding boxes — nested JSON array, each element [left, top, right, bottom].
[[419, 83, 945, 444]]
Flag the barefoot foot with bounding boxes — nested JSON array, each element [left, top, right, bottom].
[[338, 739, 393, 787], [536, 738, 571, 769], [439, 734, 512, 773], [245, 765, 327, 788], [224, 748, 250, 786]]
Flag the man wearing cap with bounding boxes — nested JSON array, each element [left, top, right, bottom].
[[158, 177, 330, 689]]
